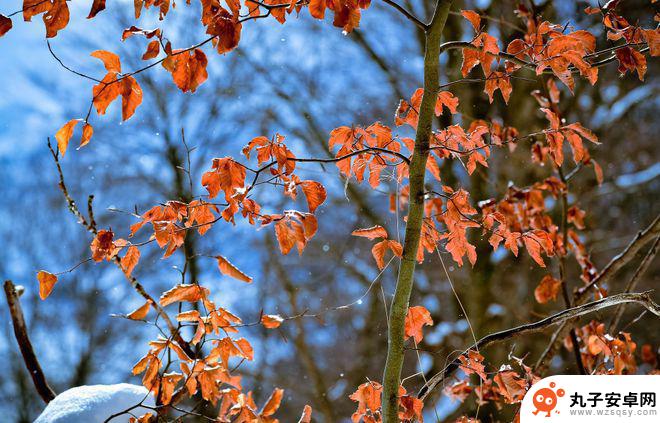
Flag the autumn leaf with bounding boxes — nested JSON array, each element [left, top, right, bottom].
[[351, 225, 388, 239], [127, 301, 151, 320], [90, 229, 115, 262], [159, 284, 210, 307], [160, 372, 183, 405], [206, 7, 242, 54], [162, 49, 208, 93], [300, 180, 326, 213], [350, 381, 382, 423], [484, 71, 512, 104], [121, 246, 141, 277], [87, 0, 106, 19], [261, 314, 284, 329], [216, 255, 252, 283], [493, 371, 527, 403], [534, 275, 562, 304], [201, 157, 246, 200], [435, 90, 459, 115], [461, 10, 481, 32], [261, 388, 284, 417], [80, 123, 93, 148], [91, 51, 142, 121], [372, 239, 403, 269], [37, 270, 58, 300], [55, 119, 79, 156], [43, 0, 69, 38], [142, 40, 160, 60], [309, 0, 326, 19], [458, 350, 487, 380], [0, 14, 12, 37], [404, 305, 433, 343], [297, 405, 313, 423]]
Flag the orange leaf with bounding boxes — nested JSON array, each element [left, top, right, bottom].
[[261, 388, 284, 417], [91, 50, 122, 73], [371, 239, 403, 269], [90, 229, 115, 262], [206, 7, 242, 54], [261, 314, 284, 329], [534, 275, 562, 304], [162, 49, 208, 93], [37, 270, 58, 300], [55, 119, 79, 156], [436, 91, 459, 115], [80, 123, 93, 148], [216, 255, 252, 283], [351, 225, 388, 239], [308, 0, 326, 19], [300, 180, 326, 213], [159, 284, 209, 307], [458, 350, 487, 380], [23, 0, 51, 21], [461, 10, 481, 32], [159, 372, 183, 405], [404, 305, 433, 343], [43, 0, 69, 38], [142, 40, 160, 60], [120, 76, 142, 121], [297, 405, 313, 423], [350, 381, 382, 421], [0, 14, 12, 37], [121, 246, 140, 277], [127, 301, 151, 320], [87, 0, 106, 19]]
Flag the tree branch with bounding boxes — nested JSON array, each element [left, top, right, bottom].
[[381, 0, 427, 30], [534, 214, 660, 371], [380, 1, 453, 421], [46, 140, 195, 358], [419, 291, 660, 399], [3, 280, 56, 403]]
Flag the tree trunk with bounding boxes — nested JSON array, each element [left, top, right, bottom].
[[381, 1, 453, 421]]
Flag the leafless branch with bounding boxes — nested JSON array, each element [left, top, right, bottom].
[[381, 0, 427, 30], [3, 280, 56, 403]]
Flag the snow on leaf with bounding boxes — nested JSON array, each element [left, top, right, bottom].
[[216, 255, 253, 283], [351, 225, 388, 239], [159, 284, 210, 307], [261, 314, 284, 329]]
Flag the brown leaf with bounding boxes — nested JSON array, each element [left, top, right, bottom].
[[261, 314, 284, 329], [121, 246, 141, 277], [297, 405, 313, 423], [371, 239, 403, 269], [162, 49, 208, 93], [80, 123, 93, 148], [23, 0, 51, 21], [87, 0, 106, 19], [300, 180, 326, 213], [534, 275, 562, 304], [216, 255, 252, 283], [0, 14, 12, 37], [120, 76, 142, 121], [261, 388, 284, 417], [309, 0, 326, 19], [351, 225, 388, 239], [43, 0, 69, 38], [55, 119, 79, 156], [142, 40, 160, 60], [37, 270, 58, 300], [404, 305, 433, 344], [461, 10, 481, 32], [127, 301, 151, 320], [160, 284, 209, 307]]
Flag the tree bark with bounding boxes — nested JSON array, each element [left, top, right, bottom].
[[380, 1, 452, 421], [3, 280, 56, 403]]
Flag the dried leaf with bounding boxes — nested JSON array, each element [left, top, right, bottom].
[[127, 301, 151, 320], [216, 255, 252, 283], [351, 225, 388, 239], [0, 14, 12, 37], [261, 314, 284, 329], [404, 305, 433, 343], [37, 270, 58, 300], [55, 119, 79, 156], [121, 246, 141, 277]]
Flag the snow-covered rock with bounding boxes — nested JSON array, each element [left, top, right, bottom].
[[35, 383, 155, 423]]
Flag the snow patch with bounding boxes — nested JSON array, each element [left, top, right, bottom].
[[35, 383, 155, 423]]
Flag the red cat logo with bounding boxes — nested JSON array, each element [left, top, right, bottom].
[[532, 382, 565, 417]]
